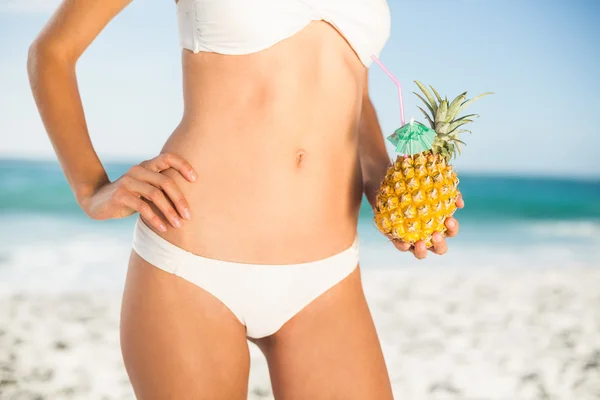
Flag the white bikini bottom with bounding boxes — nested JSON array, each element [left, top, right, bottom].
[[132, 218, 359, 339]]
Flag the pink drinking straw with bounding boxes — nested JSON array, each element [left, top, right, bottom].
[[371, 55, 406, 126]]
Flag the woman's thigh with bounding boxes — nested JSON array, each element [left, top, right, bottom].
[[254, 267, 393, 400], [121, 251, 250, 400]]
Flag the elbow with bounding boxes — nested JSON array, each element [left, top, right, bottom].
[[27, 38, 73, 80], [26, 40, 41, 80], [27, 39, 48, 82], [27, 39, 52, 76], [27, 41, 45, 91]]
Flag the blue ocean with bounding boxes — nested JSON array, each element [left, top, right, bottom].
[[1, 158, 599, 293]]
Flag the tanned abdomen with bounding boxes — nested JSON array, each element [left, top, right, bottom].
[[154, 21, 366, 264]]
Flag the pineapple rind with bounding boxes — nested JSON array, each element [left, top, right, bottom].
[[374, 153, 459, 248]]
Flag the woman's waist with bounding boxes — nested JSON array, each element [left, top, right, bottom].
[[154, 144, 364, 263], [147, 185, 362, 264], [164, 117, 361, 183], [161, 149, 364, 228]]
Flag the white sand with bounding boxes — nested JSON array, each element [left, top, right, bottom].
[[1, 267, 599, 400]]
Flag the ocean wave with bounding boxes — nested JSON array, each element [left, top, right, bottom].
[[523, 220, 600, 239]]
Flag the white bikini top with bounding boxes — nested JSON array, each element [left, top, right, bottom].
[[176, 0, 391, 67]]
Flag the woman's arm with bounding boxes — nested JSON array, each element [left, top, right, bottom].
[[357, 73, 391, 209], [27, 0, 132, 203], [28, 0, 196, 231], [357, 71, 463, 259]]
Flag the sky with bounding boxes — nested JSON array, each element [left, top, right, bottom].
[[0, 0, 599, 178]]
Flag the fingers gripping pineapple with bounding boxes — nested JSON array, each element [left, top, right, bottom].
[[374, 81, 491, 248]]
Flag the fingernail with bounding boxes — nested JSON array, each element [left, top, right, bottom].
[[189, 170, 197, 182], [182, 208, 192, 220], [447, 220, 455, 228], [173, 218, 182, 228], [432, 234, 440, 243], [158, 223, 167, 232]]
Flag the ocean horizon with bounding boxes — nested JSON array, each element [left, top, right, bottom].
[[1, 157, 599, 293]]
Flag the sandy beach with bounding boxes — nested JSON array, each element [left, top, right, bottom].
[[2, 266, 599, 400]]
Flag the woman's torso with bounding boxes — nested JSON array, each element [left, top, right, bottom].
[[152, 2, 390, 264]]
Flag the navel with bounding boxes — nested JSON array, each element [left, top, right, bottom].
[[296, 149, 306, 168]]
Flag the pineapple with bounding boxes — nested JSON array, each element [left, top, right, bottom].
[[374, 81, 491, 247]]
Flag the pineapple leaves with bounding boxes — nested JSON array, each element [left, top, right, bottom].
[[414, 81, 438, 113], [438, 146, 450, 160], [447, 92, 467, 121], [446, 143, 456, 160], [414, 93, 435, 118], [435, 122, 450, 135], [457, 92, 494, 115], [412, 82, 491, 161], [435, 100, 448, 123], [446, 115, 478, 135], [453, 139, 467, 155], [448, 119, 473, 133], [417, 106, 435, 128], [429, 85, 443, 103], [453, 113, 479, 123], [454, 129, 472, 135], [455, 142, 462, 155]]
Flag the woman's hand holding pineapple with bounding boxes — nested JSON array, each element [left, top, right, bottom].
[[366, 179, 464, 260], [390, 194, 463, 259]]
